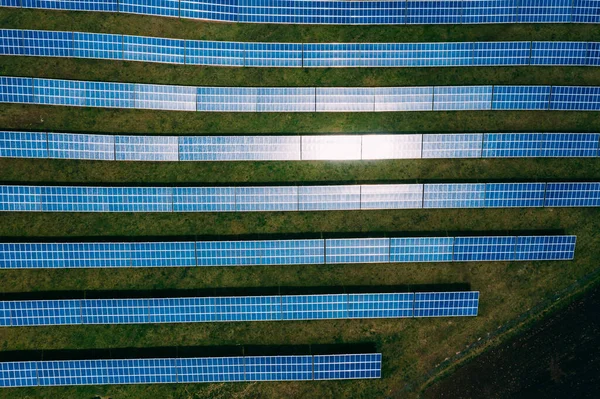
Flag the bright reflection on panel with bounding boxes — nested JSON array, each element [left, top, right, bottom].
[[361, 134, 422, 159]]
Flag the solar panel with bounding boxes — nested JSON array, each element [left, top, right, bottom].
[[245, 356, 313, 381], [0, 131, 48, 158], [390, 237, 454, 262], [361, 134, 422, 159], [482, 133, 543, 157], [541, 133, 600, 157], [544, 182, 600, 207], [123, 35, 185, 64], [256, 87, 315, 112], [177, 356, 245, 382], [472, 41, 530, 65], [573, 0, 600, 23], [179, 136, 301, 161], [34, 78, 86, 106], [422, 134, 483, 158], [281, 294, 347, 320], [301, 135, 362, 160], [413, 292, 479, 317], [0, 77, 34, 104], [180, 0, 239, 22], [515, 235, 576, 260], [149, 297, 215, 323], [134, 83, 197, 111], [130, 242, 196, 267], [433, 86, 493, 110], [298, 185, 361, 210], [260, 239, 325, 265], [462, 0, 518, 24], [115, 135, 178, 161], [348, 293, 413, 318], [22, 30, 73, 58], [47, 133, 115, 160], [0, 362, 38, 387], [360, 184, 423, 209], [214, 296, 281, 321], [406, 1, 463, 24], [423, 183, 485, 208], [531, 42, 588, 66], [492, 86, 551, 110], [550, 86, 600, 111], [33, 0, 118, 11], [235, 186, 299, 211], [172, 187, 236, 212], [303, 43, 361, 67], [73, 32, 122, 60], [588, 42, 600, 66], [185, 40, 245, 66], [374, 87, 433, 111], [316, 88, 374, 112], [119, 0, 179, 17], [197, 87, 257, 112], [517, 0, 572, 23], [85, 81, 136, 108], [9, 299, 80, 326], [82, 298, 149, 324], [484, 183, 546, 207], [245, 42, 302, 67], [0, 29, 23, 55], [313, 354, 381, 380], [453, 236, 516, 261], [0, 185, 41, 211], [325, 238, 390, 264]]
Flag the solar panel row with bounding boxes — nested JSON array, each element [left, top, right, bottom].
[[0, 353, 382, 387], [3, 30, 600, 67], [0, 291, 479, 327], [3, 77, 600, 112], [0, 235, 575, 269], [3, 132, 598, 161], [2, 0, 599, 24], [1, 182, 600, 211]]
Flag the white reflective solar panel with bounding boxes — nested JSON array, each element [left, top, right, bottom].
[[172, 187, 236, 212], [123, 35, 185, 64], [423, 183, 486, 208], [434, 86, 493, 110], [256, 87, 315, 112], [47, 133, 115, 160], [197, 87, 257, 112], [374, 87, 433, 111], [301, 135, 362, 160], [422, 134, 483, 158], [360, 184, 423, 209], [235, 186, 299, 211], [316, 88, 374, 112], [298, 185, 361, 210], [361, 134, 422, 159], [134, 84, 197, 111], [179, 136, 301, 161], [115, 136, 178, 161]]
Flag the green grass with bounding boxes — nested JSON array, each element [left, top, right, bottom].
[[1, 7, 600, 399]]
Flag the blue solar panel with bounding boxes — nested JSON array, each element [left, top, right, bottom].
[[85, 81, 136, 108], [123, 35, 185, 64], [82, 299, 148, 324], [177, 357, 244, 382], [325, 238, 390, 264], [531, 42, 588, 66], [541, 133, 600, 157], [22, 30, 73, 58], [120, 0, 179, 17], [214, 296, 281, 321], [482, 133, 543, 157], [423, 183, 485, 208], [545, 182, 600, 207], [406, 1, 462, 24], [180, 0, 239, 22], [0, 77, 34, 103], [413, 292, 479, 317], [245, 42, 302, 67], [235, 186, 298, 211], [0, 302, 11, 326], [515, 235, 576, 260], [0, 185, 41, 211], [348, 293, 413, 318], [10, 299, 81, 326], [472, 41, 530, 65], [492, 86, 551, 110], [0, 29, 23, 55], [589, 42, 600, 66], [454, 236, 516, 261], [390, 237, 454, 262], [73, 32, 122, 60], [572, 0, 600, 23], [550, 86, 600, 111], [518, 0, 572, 23], [462, 0, 518, 24], [32, 0, 118, 11], [484, 183, 546, 207], [115, 135, 178, 161], [298, 185, 361, 211], [48, 133, 115, 160], [149, 297, 215, 323], [0, 362, 38, 387], [185, 40, 245, 66], [281, 294, 347, 320], [172, 187, 236, 212], [245, 356, 313, 381], [0, 131, 48, 158], [360, 184, 423, 209], [34, 78, 86, 106], [313, 354, 381, 380], [130, 242, 196, 267], [303, 43, 361, 67], [422, 134, 483, 158], [433, 86, 493, 110], [374, 87, 433, 111], [179, 136, 301, 161]]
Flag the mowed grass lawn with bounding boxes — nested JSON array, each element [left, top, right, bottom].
[[1, 8, 600, 399]]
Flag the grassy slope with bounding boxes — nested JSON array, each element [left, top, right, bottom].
[[1, 8, 600, 399]]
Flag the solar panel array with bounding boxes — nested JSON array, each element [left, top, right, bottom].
[[4, 132, 599, 161], [2, 182, 600, 212], [0, 353, 381, 387], [3, 77, 600, 112], [1, 0, 599, 24], [0, 291, 479, 327], [0, 235, 576, 269], [3, 30, 600, 68]]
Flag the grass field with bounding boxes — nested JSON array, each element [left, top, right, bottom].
[[1, 8, 600, 399]]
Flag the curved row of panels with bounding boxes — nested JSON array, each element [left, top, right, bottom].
[[0, 353, 382, 387], [0, 235, 576, 268], [1, 182, 599, 212], [2, 131, 600, 161], [2, 76, 600, 112], [0, 291, 480, 327], [2, 29, 600, 67], [1, 0, 598, 24]]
